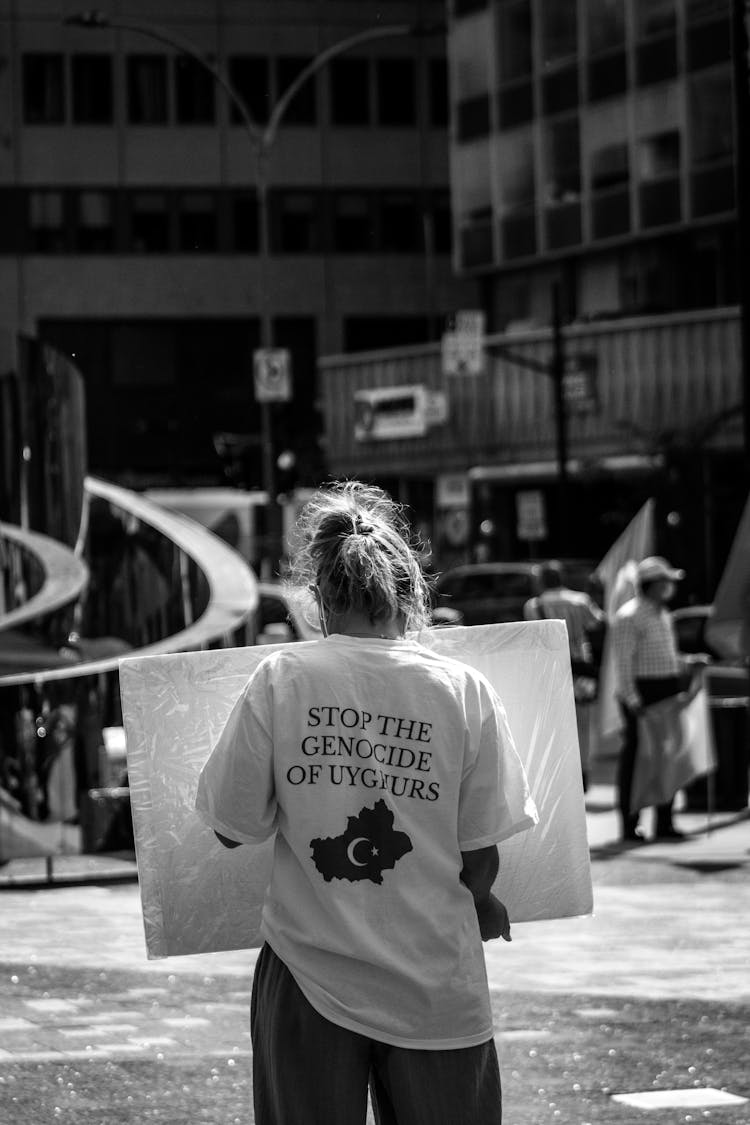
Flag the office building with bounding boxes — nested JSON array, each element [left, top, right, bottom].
[[0, 0, 475, 488]]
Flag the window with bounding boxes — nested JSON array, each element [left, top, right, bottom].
[[591, 143, 629, 190], [543, 117, 581, 202], [460, 209, 494, 267], [690, 71, 733, 164], [72, 55, 113, 124], [127, 55, 168, 124], [502, 211, 536, 258], [497, 1, 533, 82], [453, 0, 488, 13], [28, 190, 67, 252], [23, 54, 65, 124], [542, 67, 579, 114], [178, 192, 217, 252], [585, 0, 626, 54], [687, 0, 729, 18], [430, 191, 452, 253], [130, 191, 170, 252], [343, 317, 430, 352], [333, 193, 375, 251], [591, 143, 631, 237], [640, 179, 681, 225], [111, 323, 176, 388], [545, 202, 581, 247], [588, 53, 628, 101], [330, 58, 370, 125], [429, 58, 449, 127], [498, 82, 534, 128], [499, 130, 536, 209], [76, 190, 115, 251], [691, 164, 734, 215], [635, 0, 676, 37], [228, 56, 270, 124], [541, 0, 578, 67], [376, 59, 416, 126], [175, 56, 215, 124], [638, 130, 681, 179], [276, 57, 317, 125], [457, 95, 491, 140], [276, 192, 319, 252], [687, 17, 731, 69], [636, 38, 678, 84], [638, 130, 681, 226], [379, 193, 419, 251], [233, 192, 258, 251]]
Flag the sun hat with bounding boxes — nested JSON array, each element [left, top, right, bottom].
[[636, 556, 685, 584]]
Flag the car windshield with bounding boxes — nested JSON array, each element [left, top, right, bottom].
[[493, 572, 536, 598], [439, 570, 536, 599]]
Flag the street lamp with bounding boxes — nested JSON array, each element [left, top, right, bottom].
[[64, 10, 443, 574]]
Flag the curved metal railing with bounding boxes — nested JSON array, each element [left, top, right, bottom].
[[0, 522, 89, 634], [0, 477, 260, 865]]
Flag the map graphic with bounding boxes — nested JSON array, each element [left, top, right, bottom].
[[310, 799, 413, 885]]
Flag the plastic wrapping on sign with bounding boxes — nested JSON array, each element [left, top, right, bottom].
[[120, 620, 593, 960]]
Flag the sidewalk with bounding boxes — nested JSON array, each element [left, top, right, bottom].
[[0, 773, 748, 1124]]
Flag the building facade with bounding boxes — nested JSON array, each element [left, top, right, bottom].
[[315, 0, 748, 598], [0, 0, 476, 489], [449, 0, 737, 330]]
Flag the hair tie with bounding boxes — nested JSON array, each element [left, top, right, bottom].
[[353, 516, 374, 536]]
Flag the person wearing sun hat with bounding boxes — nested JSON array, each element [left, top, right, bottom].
[[611, 555, 698, 843]]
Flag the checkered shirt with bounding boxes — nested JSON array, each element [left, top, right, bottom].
[[611, 595, 684, 710]]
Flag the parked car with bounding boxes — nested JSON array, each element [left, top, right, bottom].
[[671, 603, 749, 812], [432, 559, 598, 626], [671, 603, 749, 700]]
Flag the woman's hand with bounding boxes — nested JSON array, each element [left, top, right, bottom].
[[475, 893, 511, 942]]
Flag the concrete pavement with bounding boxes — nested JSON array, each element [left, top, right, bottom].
[[0, 781, 748, 1123]]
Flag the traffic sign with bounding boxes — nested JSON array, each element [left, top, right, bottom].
[[254, 348, 292, 402], [442, 308, 486, 376], [562, 354, 597, 414], [516, 489, 547, 542]]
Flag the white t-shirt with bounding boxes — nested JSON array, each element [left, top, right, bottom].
[[195, 634, 538, 1050]]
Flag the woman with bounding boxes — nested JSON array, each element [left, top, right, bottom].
[[196, 481, 537, 1125]]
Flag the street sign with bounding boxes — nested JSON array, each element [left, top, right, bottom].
[[516, 489, 547, 542], [435, 472, 470, 509], [562, 354, 598, 414], [254, 348, 292, 402], [441, 308, 486, 376]]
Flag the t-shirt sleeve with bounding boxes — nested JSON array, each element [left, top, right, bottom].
[[194, 660, 277, 844], [457, 677, 538, 851]]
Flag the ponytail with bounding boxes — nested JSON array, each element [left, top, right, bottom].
[[287, 481, 431, 631]]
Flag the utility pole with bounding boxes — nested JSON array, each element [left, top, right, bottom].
[[551, 282, 569, 551]]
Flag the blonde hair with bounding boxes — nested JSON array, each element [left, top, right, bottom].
[[288, 481, 431, 631]]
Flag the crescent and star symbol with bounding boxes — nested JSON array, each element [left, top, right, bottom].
[[346, 837, 377, 866]]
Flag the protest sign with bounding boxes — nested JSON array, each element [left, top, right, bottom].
[[120, 620, 592, 959]]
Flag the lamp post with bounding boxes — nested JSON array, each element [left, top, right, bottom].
[[64, 11, 443, 573]]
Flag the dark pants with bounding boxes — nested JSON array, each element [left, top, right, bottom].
[[618, 675, 682, 836], [250, 943, 503, 1125]]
